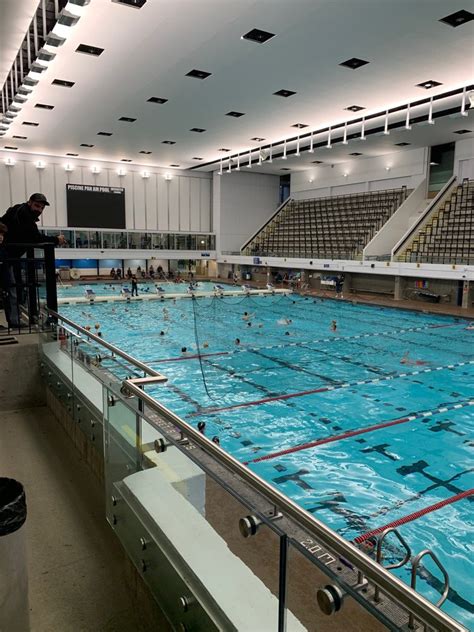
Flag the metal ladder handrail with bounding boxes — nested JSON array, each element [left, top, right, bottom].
[[374, 527, 412, 603], [409, 549, 450, 629]]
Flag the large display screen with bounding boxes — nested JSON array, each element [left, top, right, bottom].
[[66, 184, 126, 229]]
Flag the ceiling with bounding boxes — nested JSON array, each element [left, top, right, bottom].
[[1, 0, 473, 173], [0, 0, 41, 86]]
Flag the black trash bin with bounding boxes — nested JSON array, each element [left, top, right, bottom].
[[0, 478, 29, 631]]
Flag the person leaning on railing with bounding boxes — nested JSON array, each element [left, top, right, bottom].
[[0, 193, 66, 328]]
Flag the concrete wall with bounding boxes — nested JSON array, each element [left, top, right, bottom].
[[0, 336, 45, 410], [291, 147, 428, 199], [454, 137, 474, 180], [0, 151, 212, 232], [213, 171, 280, 253]]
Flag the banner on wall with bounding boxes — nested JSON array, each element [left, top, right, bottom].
[[66, 184, 125, 229]]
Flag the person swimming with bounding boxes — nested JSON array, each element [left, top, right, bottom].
[[330, 320, 337, 332], [235, 338, 241, 345], [277, 317, 292, 325], [400, 351, 428, 366], [242, 311, 255, 321]]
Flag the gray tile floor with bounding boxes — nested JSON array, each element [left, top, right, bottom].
[[0, 406, 146, 631]]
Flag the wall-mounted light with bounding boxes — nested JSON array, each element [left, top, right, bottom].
[[218, 158, 223, 175], [428, 97, 434, 124], [405, 104, 411, 130], [385, 165, 391, 171], [91, 165, 101, 174], [282, 139, 287, 159], [326, 127, 332, 149], [117, 168, 126, 177], [360, 117, 366, 141], [236, 153, 240, 171], [343, 172, 348, 178], [268, 144, 273, 163], [295, 136, 300, 156], [64, 163, 74, 172], [228, 157, 232, 172], [258, 147, 262, 165], [164, 172, 172, 181], [383, 110, 390, 135], [342, 121, 348, 145], [141, 171, 150, 179], [309, 178, 314, 183], [36, 160, 46, 169], [461, 86, 468, 117], [4, 157, 15, 166], [308, 132, 314, 153], [247, 152, 252, 168]]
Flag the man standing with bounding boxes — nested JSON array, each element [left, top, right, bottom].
[[0, 193, 66, 328]]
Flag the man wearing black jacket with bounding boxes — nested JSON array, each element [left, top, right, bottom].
[[0, 193, 66, 327]]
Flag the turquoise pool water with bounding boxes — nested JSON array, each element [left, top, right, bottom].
[[60, 295, 474, 628], [56, 280, 224, 298]]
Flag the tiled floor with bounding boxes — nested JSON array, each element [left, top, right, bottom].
[[0, 406, 146, 632]]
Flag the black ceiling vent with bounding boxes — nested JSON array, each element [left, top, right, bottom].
[[349, 152, 363, 156], [111, 0, 147, 8], [118, 116, 136, 122], [345, 105, 365, 112], [226, 111, 245, 117], [58, 10, 80, 26], [12, 135, 27, 140], [395, 142, 411, 146], [147, 97, 168, 104], [46, 34, 66, 47], [4, 146, 18, 150], [139, 150, 152, 154], [312, 160, 323, 164], [121, 158, 132, 162], [292, 123, 308, 128], [274, 89, 296, 97], [251, 137, 265, 142], [241, 28, 276, 44], [35, 103, 54, 110], [186, 69, 212, 79], [80, 143, 94, 147], [190, 127, 206, 133], [162, 140, 176, 144], [416, 80, 442, 89], [22, 121, 39, 126], [76, 44, 104, 56], [97, 131, 113, 136], [453, 129, 472, 134], [339, 57, 369, 70], [66, 153, 79, 156], [192, 157, 203, 160], [218, 148, 231, 152], [38, 48, 56, 62], [52, 79, 75, 87], [439, 9, 473, 27], [170, 164, 180, 167]]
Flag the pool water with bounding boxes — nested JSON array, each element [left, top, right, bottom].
[[56, 280, 224, 298], [60, 295, 474, 628]]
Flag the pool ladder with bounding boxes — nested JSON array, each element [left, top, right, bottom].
[[375, 527, 450, 630], [318, 527, 451, 630]]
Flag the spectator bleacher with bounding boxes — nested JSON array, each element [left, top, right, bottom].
[[396, 178, 474, 265], [243, 187, 409, 259]]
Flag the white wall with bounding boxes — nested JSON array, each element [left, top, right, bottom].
[[454, 138, 474, 180], [0, 151, 212, 232], [213, 171, 280, 253], [291, 148, 428, 199]]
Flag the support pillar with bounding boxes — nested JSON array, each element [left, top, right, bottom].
[[461, 280, 471, 309], [342, 273, 352, 297], [394, 276, 402, 301]]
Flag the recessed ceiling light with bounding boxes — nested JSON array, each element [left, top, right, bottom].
[[241, 28, 276, 44], [395, 142, 411, 146], [226, 111, 245, 117], [76, 44, 104, 56], [118, 116, 136, 122], [162, 140, 176, 144], [416, 80, 442, 89], [281, 167, 290, 171], [35, 103, 54, 110], [192, 157, 203, 160], [186, 69, 212, 79], [274, 89, 296, 97], [121, 158, 132, 162], [52, 79, 75, 87], [147, 96, 168, 104], [349, 152, 363, 156], [66, 152, 79, 156], [292, 123, 308, 128], [97, 131, 113, 136], [80, 143, 94, 147], [453, 129, 472, 134], [311, 160, 323, 164], [12, 135, 27, 140], [170, 164, 180, 167], [38, 49, 56, 63], [58, 10, 80, 26], [190, 127, 206, 133], [22, 121, 39, 126], [339, 57, 370, 70], [111, 0, 147, 8], [139, 150, 152, 154], [46, 34, 65, 47], [218, 148, 231, 152], [439, 9, 473, 27], [4, 146, 17, 150], [345, 105, 365, 112], [251, 137, 265, 142]]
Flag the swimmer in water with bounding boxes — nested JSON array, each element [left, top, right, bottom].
[[400, 351, 428, 366], [277, 317, 292, 326], [235, 338, 241, 346], [203, 342, 209, 349], [242, 311, 255, 321], [465, 322, 474, 330], [330, 320, 337, 332]]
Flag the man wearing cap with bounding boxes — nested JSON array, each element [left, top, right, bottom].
[[0, 193, 66, 328]]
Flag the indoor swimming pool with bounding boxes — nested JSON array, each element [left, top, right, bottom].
[[59, 295, 474, 628]]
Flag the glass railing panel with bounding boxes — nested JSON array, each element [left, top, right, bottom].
[[151, 233, 169, 249], [103, 388, 285, 630]]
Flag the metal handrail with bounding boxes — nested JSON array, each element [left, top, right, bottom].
[[45, 309, 164, 379], [374, 528, 412, 603], [409, 549, 450, 629], [122, 380, 466, 632], [44, 309, 467, 631]]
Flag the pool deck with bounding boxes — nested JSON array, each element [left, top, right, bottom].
[[57, 288, 289, 305]]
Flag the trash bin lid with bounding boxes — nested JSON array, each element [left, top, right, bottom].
[[0, 478, 27, 536]]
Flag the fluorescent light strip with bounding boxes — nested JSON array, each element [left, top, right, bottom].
[[326, 127, 332, 149], [236, 153, 240, 171], [228, 158, 232, 172], [258, 147, 262, 165], [428, 97, 434, 124], [361, 117, 366, 140], [461, 86, 468, 117], [269, 144, 273, 163], [383, 110, 390, 135], [405, 104, 411, 130], [218, 157, 223, 175], [308, 132, 314, 153], [247, 152, 252, 168], [295, 136, 300, 156], [282, 139, 287, 159]]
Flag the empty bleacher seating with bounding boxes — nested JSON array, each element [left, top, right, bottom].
[[396, 178, 474, 265], [243, 187, 409, 260]]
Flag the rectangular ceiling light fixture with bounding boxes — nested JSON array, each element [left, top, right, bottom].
[[76, 44, 104, 56], [186, 69, 212, 79], [22, 121, 39, 126], [439, 9, 473, 27], [339, 57, 369, 70], [35, 103, 54, 109], [52, 79, 75, 87], [226, 111, 245, 117], [147, 97, 168, 104], [112, 0, 147, 8], [241, 28, 275, 44], [118, 116, 136, 122], [97, 131, 113, 136], [273, 89, 296, 97]]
